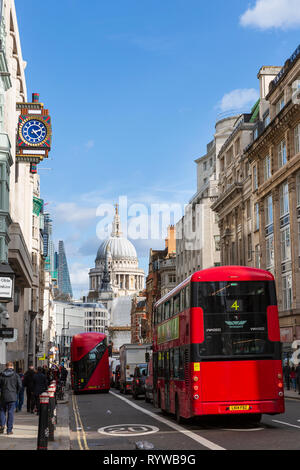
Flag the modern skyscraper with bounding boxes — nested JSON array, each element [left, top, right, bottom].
[[57, 240, 73, 298], [43, 213, 55, 277]]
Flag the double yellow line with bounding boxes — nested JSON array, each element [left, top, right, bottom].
[[72, 393, 89, 450]]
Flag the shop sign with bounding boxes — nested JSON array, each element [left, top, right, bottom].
[[0, 277, 13, 300]]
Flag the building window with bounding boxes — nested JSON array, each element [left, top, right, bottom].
[[282, 274, 292, 311], [278, 140, 287, 168], [264, 113, 270, 128], [210, 158, 213, 167], [265, 194, 273, 226], [246, 199, 251, 219], [294, 124, 300, 154], [281, 226, 291, 262], [297, 172, 300, 207], [276, 96, 285, 114], [255, 245, 260, 269], [253, 128, 258, 140], [253, 165, 258, 190], [266, 235, 274, 268], [254, 203, 260, 231], [214, 235, 220, 251], [263, 155, 271, 181], [247, 234, 252, 261], [280, 182, 289, 217]]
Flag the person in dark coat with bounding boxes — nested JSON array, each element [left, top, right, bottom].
[[283, 362, 291, 390], [296, 363, 300, 395], [23, 365, 36, 413], [32, 367, 48, 414], [0, 362, 22, 435], [15, 369, 24, 412]]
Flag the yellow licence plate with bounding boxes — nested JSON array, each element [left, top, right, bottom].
[[229, 405, 250, 411]]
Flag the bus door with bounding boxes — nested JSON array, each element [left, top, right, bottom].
[[164, 350, 170, 412]]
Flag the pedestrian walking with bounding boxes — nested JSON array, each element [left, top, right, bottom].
[[290, 367, 297, 392], [60, 365, 68, 386], [296, 363, 300, 395], [283, 362, 291, 390], [23, 365, 36, 413], [15, 368, 25, 412], [33, 367, 48, 415], [0, 362, 22, 435]]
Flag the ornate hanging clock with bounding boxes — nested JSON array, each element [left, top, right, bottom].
[[16, 93, 52, 164]]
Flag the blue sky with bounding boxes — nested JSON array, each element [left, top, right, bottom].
[[15, 0, 300, 298]]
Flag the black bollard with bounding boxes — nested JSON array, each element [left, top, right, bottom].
[[48, 383, 56, 442], [37, 392, 49, 451]]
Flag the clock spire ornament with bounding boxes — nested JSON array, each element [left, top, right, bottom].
[[16, 93, 52, 165]]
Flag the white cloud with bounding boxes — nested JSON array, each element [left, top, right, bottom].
[[218, 88, 259, 112], [53, 202, 97, 223], [240, 0, 300, 30], [70, 263, 89, 287]]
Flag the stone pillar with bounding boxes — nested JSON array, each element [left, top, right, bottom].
[[288, 175, 298, 311], [272, 187, 282, 310], [259, 199, 266, 269]]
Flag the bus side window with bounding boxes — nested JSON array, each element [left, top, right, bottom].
[[158, 352, 163, 377], [157, 305, 161, 324], [174, 348, 179, 379], [170, 349, 174, 378], [179, 349, 185, 380], [174, 294, 180, 316], [165, 301, 170, 320], [164, 351, 170, 379], [185, 285, 190, 309], [180, 289, 185, 312]]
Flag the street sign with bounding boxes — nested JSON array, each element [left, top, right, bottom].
[[0, 328, 17, 343], [0, 277, 13, 301], [0, 328, 14, 339]]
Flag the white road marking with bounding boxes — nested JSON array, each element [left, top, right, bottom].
[[98, 424, 159, 437], [272, 420, 300, 429], [223, 427, 263, 432], [109, 391, 225, 451]]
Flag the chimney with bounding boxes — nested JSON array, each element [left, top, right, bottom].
[[165, 225, 176, 256]]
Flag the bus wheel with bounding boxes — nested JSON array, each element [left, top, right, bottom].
[[175, 396, 183, 424]]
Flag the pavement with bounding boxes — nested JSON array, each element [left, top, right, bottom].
[[284, 388, 300, 400], [0, 389, 71, 451], [0, 386, 298, 451]]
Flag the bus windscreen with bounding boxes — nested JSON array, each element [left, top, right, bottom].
[[192, 281, 278, 358]]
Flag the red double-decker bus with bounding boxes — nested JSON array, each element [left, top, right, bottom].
[[153, 266, 285, 423], [71, 332, 110, 393]]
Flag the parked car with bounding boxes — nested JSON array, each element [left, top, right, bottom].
[[144, 358, 153, 403], [110, 358, 120, 387], [132, 363, 148, 399]]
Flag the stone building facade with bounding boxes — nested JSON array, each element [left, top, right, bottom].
[[176, 116, 238, 283], [145, 226, 176, 342], [211, 45, 300, 354], [244, 45, 300, 352], [0, 1, 48, 369]]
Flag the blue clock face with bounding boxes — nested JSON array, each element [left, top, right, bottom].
[[21, 120, 47, 144]]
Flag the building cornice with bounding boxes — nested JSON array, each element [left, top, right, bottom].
[[245, 101, 300, 161]]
